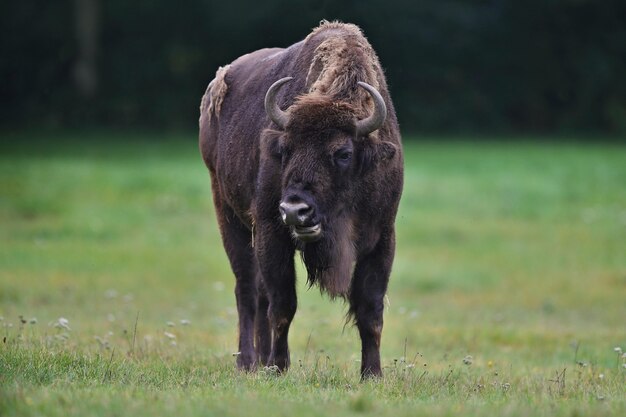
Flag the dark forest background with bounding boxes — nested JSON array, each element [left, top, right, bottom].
[[2, 0, 625, 135]]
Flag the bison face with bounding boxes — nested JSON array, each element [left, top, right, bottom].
[[262, 77, 396, 244], [262, 114, 396, 245], [274, 128, 355, 243]]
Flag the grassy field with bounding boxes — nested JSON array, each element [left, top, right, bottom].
[[1, 131, 625, 416]]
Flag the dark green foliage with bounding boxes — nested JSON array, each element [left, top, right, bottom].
[[1, 0, 625, 133]]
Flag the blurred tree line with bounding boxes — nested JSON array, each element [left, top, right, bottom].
[[1, 0, 625, 134]]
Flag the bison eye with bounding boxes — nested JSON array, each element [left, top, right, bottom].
[[333, 149, 352, 167]]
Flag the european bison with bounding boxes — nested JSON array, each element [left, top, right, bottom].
[[199, 21, 403, 378]]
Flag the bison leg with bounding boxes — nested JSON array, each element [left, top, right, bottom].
[[255, 225, 297, 372], [349, 230, 395, 379], [254, 276, 271, 364], [212, 199, 258, 371]]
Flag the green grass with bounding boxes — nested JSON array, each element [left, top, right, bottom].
[[1, 131, 625, 416]]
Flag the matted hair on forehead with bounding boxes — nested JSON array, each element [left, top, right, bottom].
[[285, 95, 357, 134]]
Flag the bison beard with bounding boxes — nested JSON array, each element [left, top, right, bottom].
[[199, 21, 403, 380], [300, 215, 356, 298]]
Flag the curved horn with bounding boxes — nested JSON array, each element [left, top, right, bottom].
[[355, 81, 387, 136], [264, 77, 293, 129]]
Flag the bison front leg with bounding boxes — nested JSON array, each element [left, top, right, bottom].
[[349, 231, 395, 379], [254, 276, 271, 365], [255, 225, 297, 372]]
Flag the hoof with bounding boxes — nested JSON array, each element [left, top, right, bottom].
[[236, 352, 257, 371], [360, 367, 383, 381], [267, 354, 290, 373]]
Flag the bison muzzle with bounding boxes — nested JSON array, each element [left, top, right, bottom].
[[199, 21, 403, 379]]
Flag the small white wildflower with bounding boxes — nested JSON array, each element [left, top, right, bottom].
[[502, 383, 511, 392], [232, 351, 241, 356], [614, 347, 622, 353], [54, 317, 71, 331], [599, 373, 604, 380], [29, 317, 38, 324], [405, 364, 415, 369], [107, 331, 114, 337], [180, 319, 190, 326], [166, 321, 176, 327], [621, 352, 626, 359], [263, 365, 280, 374], [463, 355, 473, 365], [164, 331, 176, 340]]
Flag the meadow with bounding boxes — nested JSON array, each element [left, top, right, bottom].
[[1, 131, 625, 416]]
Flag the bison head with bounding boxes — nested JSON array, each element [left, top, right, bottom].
[[262, 77, 397, 245]]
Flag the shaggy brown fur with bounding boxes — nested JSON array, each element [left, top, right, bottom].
[[199, 21, 403, 379], [301, 214, 356, 297], [305, 22, 381, 120], [286, 95, 356, 135]]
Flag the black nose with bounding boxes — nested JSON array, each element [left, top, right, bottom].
[[279, 201, 314, 226]]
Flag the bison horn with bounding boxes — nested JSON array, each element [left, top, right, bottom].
[[265, 77, 293, 129], [355, 82, 387, 136]]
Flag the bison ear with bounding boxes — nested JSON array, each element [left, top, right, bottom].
[[357, 140, 397, 174], [377, 141, 397, 161]]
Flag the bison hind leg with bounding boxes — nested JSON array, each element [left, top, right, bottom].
[[212, 196, 259, 371]]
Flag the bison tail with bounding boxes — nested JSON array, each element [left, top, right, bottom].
[[200, 65, 230, 125]]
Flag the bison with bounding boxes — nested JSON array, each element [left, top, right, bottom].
[[199, 21, 403, 378]]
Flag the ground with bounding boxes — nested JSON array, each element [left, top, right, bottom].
[[1, 131, 625, 416]]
